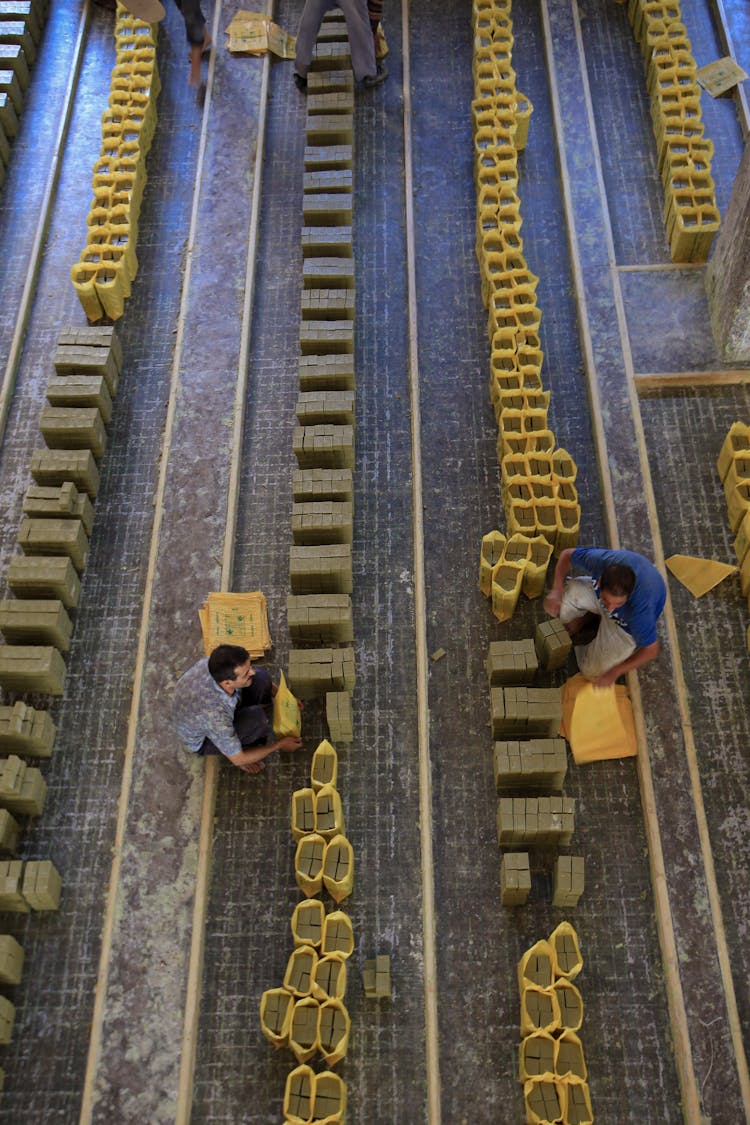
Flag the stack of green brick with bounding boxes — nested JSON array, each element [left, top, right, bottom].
[[486, 637, 538, 684], [717, 422, 750, 629], [493, 738, 567, 791], [0, 0, 49, 197], [471, 0, 581, 569], [534, 618, 572, 671], [0, 754, 46, 816], [626, 0, 719, 262], [0, 858, 61, 911], [497, 796, 575, 846], [71, 6, 160, 320], [500, 851, 531, 905], [288, 648, 355, 701], [490, 685, 562, 738], [362, 954, 391, 999], [552, 855, 585, 908], [0, 702, 55, 758]]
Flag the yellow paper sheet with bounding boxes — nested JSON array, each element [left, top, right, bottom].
[[226, 11, 296, 58], [199, 591, 272, 658], [665, 554, 738, 597], [561, 674, 637, 763], [696, 57, 748, 98]]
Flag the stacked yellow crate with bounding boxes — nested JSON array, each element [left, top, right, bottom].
[[626, 0, 719, 261], [71, 6, 160, 321], [717, 423, 750, 644], [472, 0, 580, 623]]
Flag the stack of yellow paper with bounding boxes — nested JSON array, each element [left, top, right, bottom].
[[199, 591, 272, 659], [560, 674, 637, 764]]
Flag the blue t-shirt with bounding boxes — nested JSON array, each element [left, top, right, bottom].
[[571, 547, 666, 648]]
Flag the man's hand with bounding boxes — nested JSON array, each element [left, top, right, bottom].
[[544, 589, 563, 617], [276, 736, 303, 753], [238, 760, 266, 774], [592, 669, 619, 689]]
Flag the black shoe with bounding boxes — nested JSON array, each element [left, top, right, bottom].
[[294, 72, 307, 93], [363, 61, 388, 88]]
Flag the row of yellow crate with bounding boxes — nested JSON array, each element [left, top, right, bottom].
[[717, 424, 750, 633], [626, 0, 719, 261], [71, 10, 159, 321]]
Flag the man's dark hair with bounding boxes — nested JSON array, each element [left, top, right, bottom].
[[600, 563, 636, 599], [208, 644, 250, 684]]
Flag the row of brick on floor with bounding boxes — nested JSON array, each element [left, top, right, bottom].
[[264, 21, 359, 1124], [489, 628, 585, 911], [0, 0, 49, 197], [0, 324, 121, 1084]]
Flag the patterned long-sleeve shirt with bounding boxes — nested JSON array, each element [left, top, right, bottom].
[[172, 657, 241, 757]]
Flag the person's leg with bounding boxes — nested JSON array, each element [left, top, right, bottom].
[[173, 0, 210, 86], [339, 0, 379, 82], [295, 0, 331, 81], [196, 737, 223, 756], [234, 705, 272, 748], [240, 666, 273, 707]]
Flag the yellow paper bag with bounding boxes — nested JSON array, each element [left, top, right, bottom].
[[273, 671, 301, 737]]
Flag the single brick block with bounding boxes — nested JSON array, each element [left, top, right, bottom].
[[301, 224, 353, 258], [0, 935, 23, 985], [287, 593, 353, 643], [0, 859, 26, 911], [46, 374, 113, 423], [303, 256, 355, 289], [293, 424, 355, 470], [486, 638, 538, 685], [301, 288, 355, 321], [0, 995, 14, 1044], [293, 467, 353, 502], [292, 500, 353, 545], [0, 598, 73, 651], [39, 406, 107, 460], [22, 482, 94, 536], [500, 851, 531, 905], [304, 142, 353, 170], [300, 319, 354, 355], [31, 448, 100, 497], [7, 555, 81, 608], [0, 809, 19, 854], [0, 645, 67, 695], [535, 618, 572, 671], [326, 690, 353, 744], [0, 702, 55, 758], [290, 544, 353, 594], [299, 353, 355, 391], [18, 517, 88, 573], [21, 859, 62, 910]]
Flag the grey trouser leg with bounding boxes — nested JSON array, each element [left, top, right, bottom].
[[295, 0, 376, 82]]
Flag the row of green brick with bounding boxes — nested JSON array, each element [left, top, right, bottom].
[[497, 797, 575, 847], [0, 0, 49, 196], [0, 326, 121, 698]]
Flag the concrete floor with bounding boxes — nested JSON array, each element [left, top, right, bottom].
[[0, 0, 748, 1122]]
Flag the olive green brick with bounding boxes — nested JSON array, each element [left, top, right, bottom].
[[293, 424, 354, 469], [301, 225, 353, 258], [326, 690, 353, 743], [493, 738, 567, 791], [310, 42, 351, 71], [7, 555, 81, 608], [303, 168, 353, 194], [302, 191, 352, 226], [0, 44, 29, 89], [0, 598, 73, 651], [301, 289, 355, 321], [293, 468, 353, 502], [0, 810, 19, 855], [288, 646, 355, 699], [307, 92, 354, 117], [497, 796, 575, 846], [39, 405, 107, 460], [31, 448, 99, 497], [54, 335, 121, 394], [500, 851, 531, 906], [300, 319, 354, 354], [0, 645, 66, 695], [304, 143, 353, 171], [23, 482, 94, 535], [306, 70, 353, 95], [288, 594, 353, 643], [0, 3, 43, 44], [0, 91, 19, 138], [0, 757, 45, 816], [552, 855, 584, 908], [0, 995, 15, 1044], [296, 391, 355, 427], [487, 638, 538, 685], [0, 702, 55, 758], [0, 68, 23, 114], [303, 257, 355, 289], [18, 517, 88, 573], [46, 374, 113, 423], [0, 935, 23, 985], [292, 500, 353, 545], [0, 860, 26, 912], [290, 544, 352, 594], [299, 354, 355, 392], [534, 618, 572, 671], [21, 859, 62, 910]]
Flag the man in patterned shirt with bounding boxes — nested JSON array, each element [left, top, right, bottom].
[[173, 644, 302, 774]]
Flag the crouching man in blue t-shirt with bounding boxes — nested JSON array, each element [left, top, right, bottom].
[[544, 547, 667, 688]]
